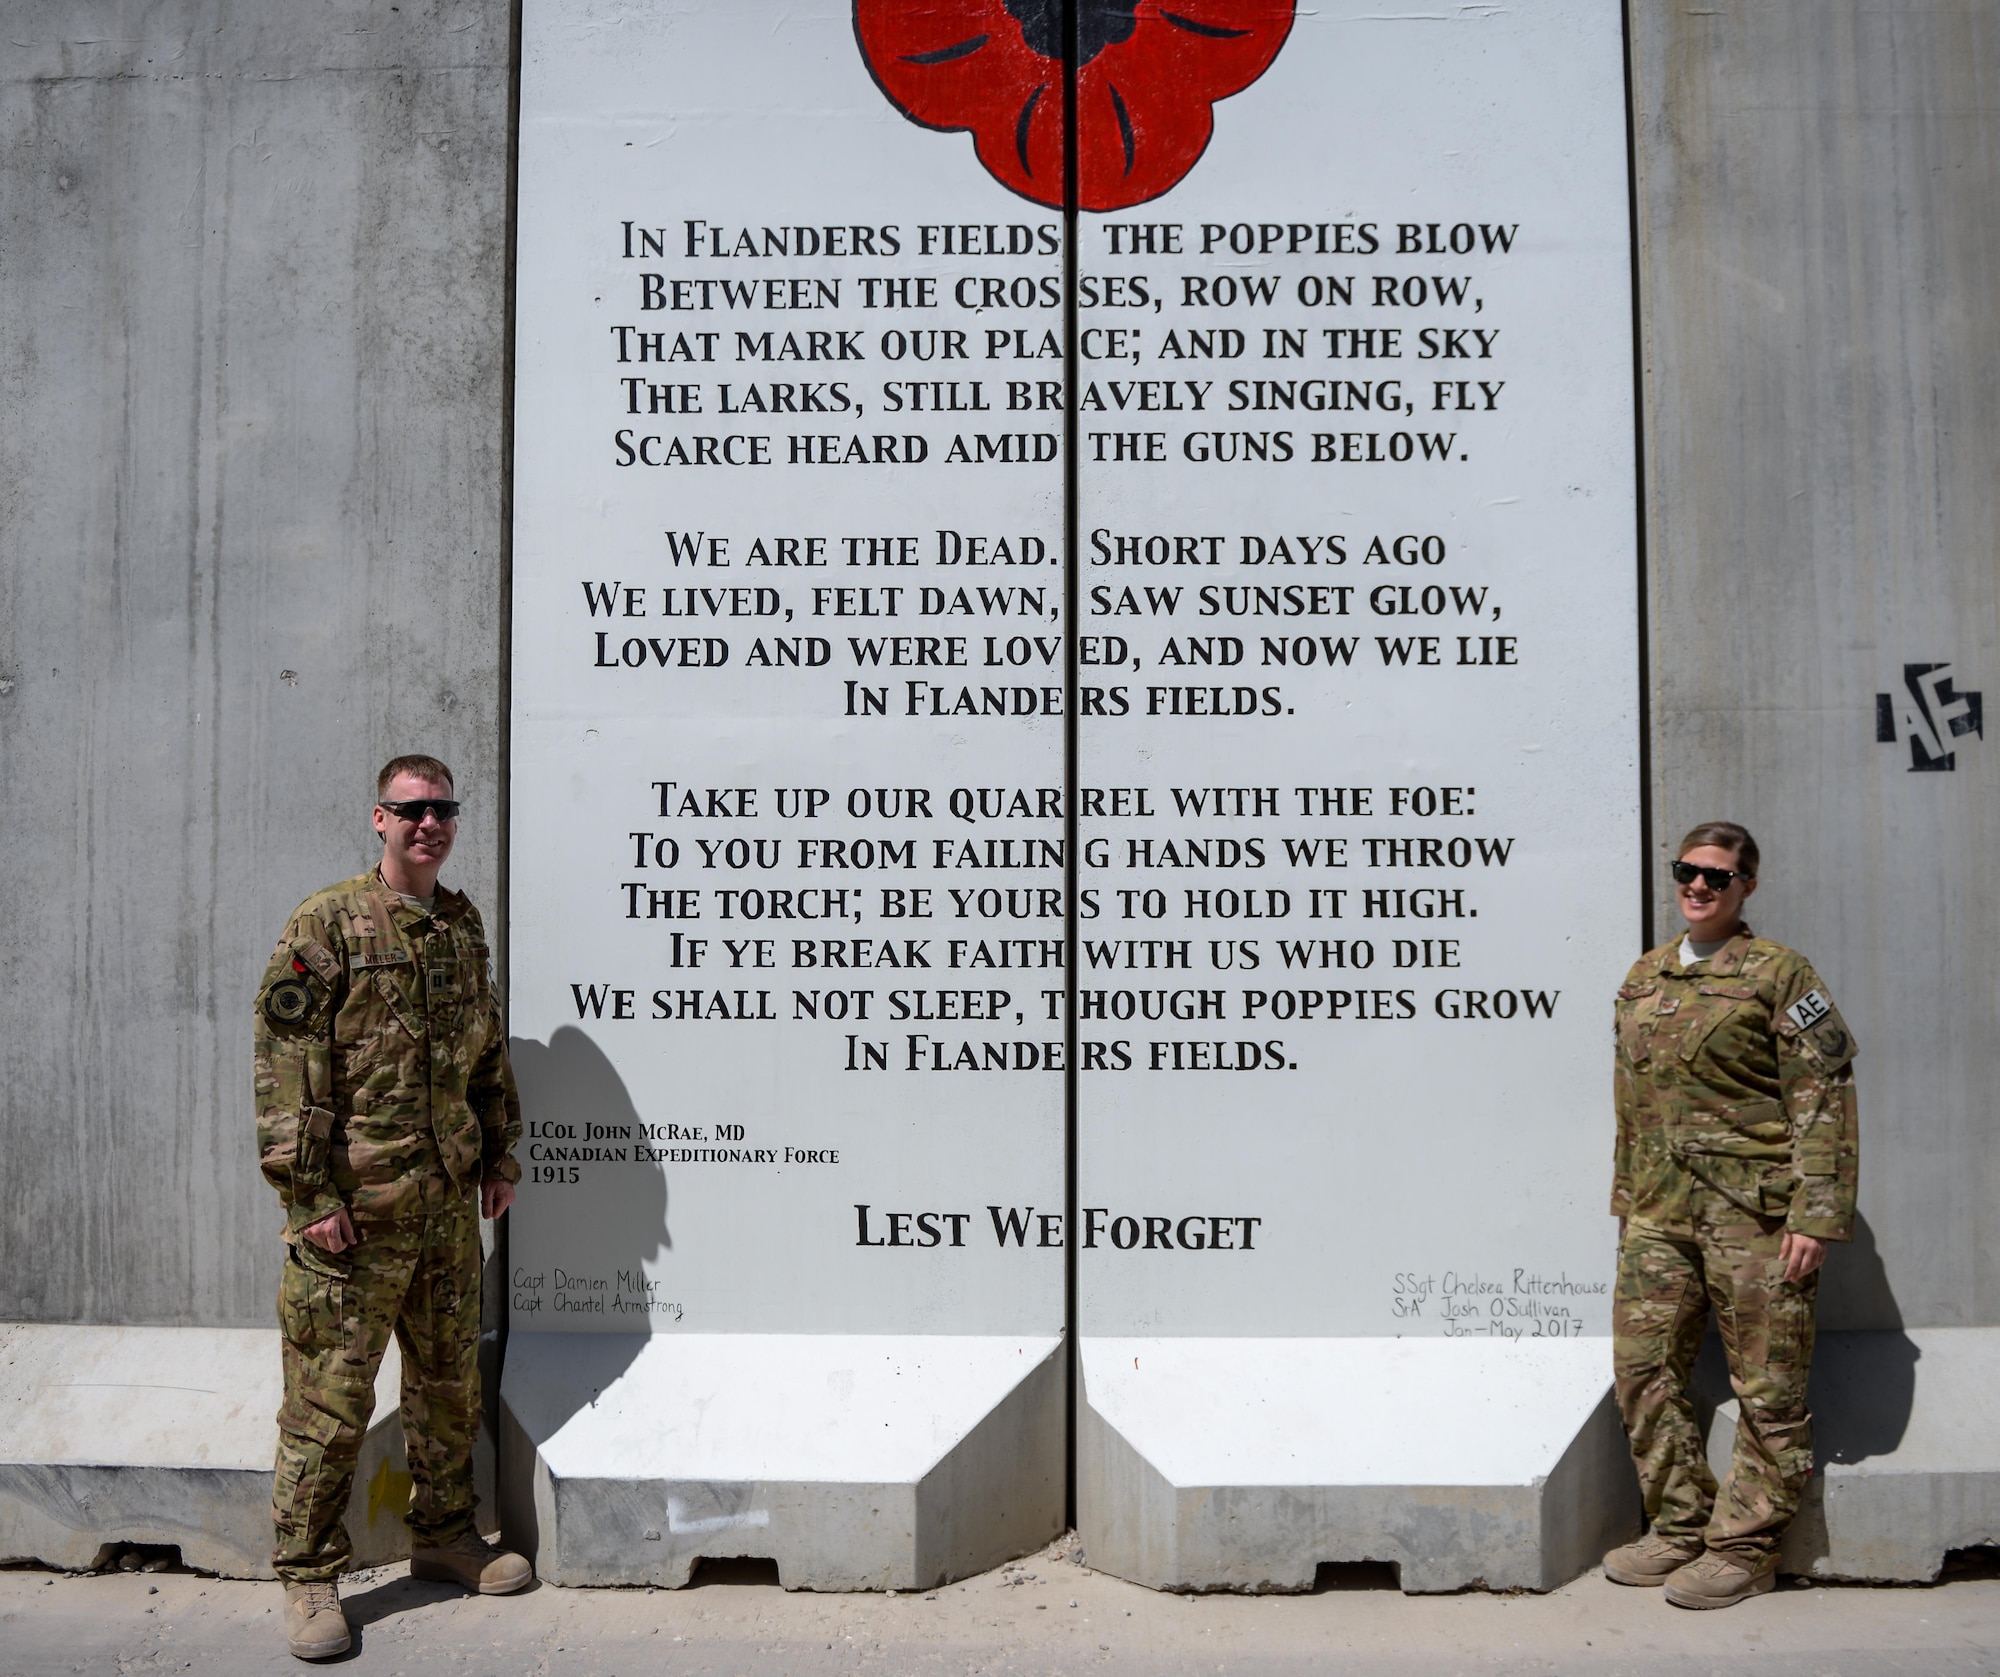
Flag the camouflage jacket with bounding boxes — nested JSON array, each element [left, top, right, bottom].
[[1612, 927, 1858, 1241], [254, 868, 521, 1235]]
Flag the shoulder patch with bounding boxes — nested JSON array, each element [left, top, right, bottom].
[[264, 977, 315, 1026], [1810, 1018, 1857, 1066], [295, 941, 341, 985], [1782, 982, 1857, 1070], [262, 963, 330, 1028]]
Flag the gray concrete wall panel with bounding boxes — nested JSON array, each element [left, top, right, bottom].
[[0, 1322, 496, 1576], [1630, 0, 2000, 1329], [0, 2, 514, 1325]]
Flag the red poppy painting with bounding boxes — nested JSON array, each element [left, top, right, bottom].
[[855, 1, 1294, 211]]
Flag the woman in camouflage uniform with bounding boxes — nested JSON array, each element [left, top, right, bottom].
[[1602, 822, 1858, 1609]]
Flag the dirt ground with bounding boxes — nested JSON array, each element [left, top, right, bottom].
[[5, 1537, 1999, 1676]]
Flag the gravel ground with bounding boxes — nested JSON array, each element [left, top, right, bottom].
[[4, 1538, 1999, 1676]]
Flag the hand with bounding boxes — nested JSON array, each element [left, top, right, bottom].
[[482, 1178, 516, 1221], [1780, 1231, 1826, 1283], [301, 1207, 358, 1253]]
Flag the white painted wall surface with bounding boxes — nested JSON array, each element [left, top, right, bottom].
[[510, 2, 1066, 1336], [1074, 0, 1640, 1338]]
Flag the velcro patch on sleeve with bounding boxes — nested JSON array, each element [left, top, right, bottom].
[[1809, 1018, 1856, 1067], [264, 979, 312, 1025], [263, 968, 329, 1028], [294, 941, 342, 985], [1785, 989, 1832, 1031]]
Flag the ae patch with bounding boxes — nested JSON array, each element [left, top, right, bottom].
[[1785, 987, 1856, 1070]]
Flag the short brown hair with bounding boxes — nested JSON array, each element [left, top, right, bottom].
[[1677, 821, 1758, 877], [377, 754, 455, 800]]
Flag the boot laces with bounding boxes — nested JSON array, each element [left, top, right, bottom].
[[1682, 1551, 1739, 1579]]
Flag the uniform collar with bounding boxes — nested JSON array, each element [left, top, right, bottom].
[[370, 867, 467, 931], [1655, 924, 1756, 977], [1705, 926, 1757, 976]]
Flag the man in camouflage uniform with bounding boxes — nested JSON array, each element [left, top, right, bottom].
[[255, 754, 529, 1660], [1604, 821, 1858, 1609]]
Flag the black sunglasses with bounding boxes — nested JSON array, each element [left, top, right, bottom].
[[1671, 860, 1752, 890], [381, 798, 460, 822]]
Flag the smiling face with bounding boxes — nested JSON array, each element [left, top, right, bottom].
[[1676, 842, 1757, 944], [373, 770, 457, 897]]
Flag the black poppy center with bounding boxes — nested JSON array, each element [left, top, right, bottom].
[[1004, 0, 1142, 66]]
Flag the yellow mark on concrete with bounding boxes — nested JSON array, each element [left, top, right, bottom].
[[367, 1452, 414, 1527]]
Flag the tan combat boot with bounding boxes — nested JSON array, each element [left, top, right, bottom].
[[283, 1579, 351, 1660], [1602, 1531, 1704, 1586], [409, 1529, 533, 1594], [1664, 1548, 1779, 1609]]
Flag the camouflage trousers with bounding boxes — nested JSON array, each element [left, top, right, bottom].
[[272, 1184, 483, 1582], [1613, 1182, 1818, 1557]]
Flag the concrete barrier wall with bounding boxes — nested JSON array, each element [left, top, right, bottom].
[[1630, 0, 2000, 1332], [0, 1, 514, 1326], [2, 0, 1991, 1350]]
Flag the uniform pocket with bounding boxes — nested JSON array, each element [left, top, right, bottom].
[[1684, 1152, 1786, 1220], [1758, 1172, 1798, 1219], [1677, 983, 1761, 1063], [278, 1246, 347, 1355], [276, 1394, 349, 1447], [467, 940, 494, 998], [1615, 983, 1658, 1063], [294, 1106, 335, 1188], [373, 968, 425, 1039], [1766, 1277, 1815, 1380]]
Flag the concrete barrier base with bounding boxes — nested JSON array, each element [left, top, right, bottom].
[[19, 1322, 1994, 1587], [498, 1332, 1065, 1589], [0, 1323, 493, 1577], [1700, 1326, 2000, 1582], [1078, 1337, 1638, 1593]]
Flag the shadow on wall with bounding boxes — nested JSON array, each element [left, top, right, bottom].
[[1691, 1212, 1919, 1465], [510, 1023, 673, 1260], [497, 1028, 674, 1564], [504, 1026, 672, 1423], [1818, 1208, 1903, 1333]]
